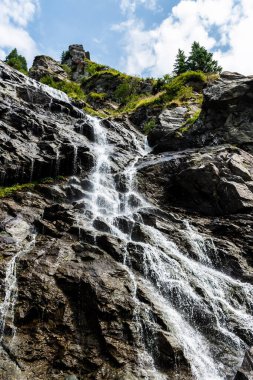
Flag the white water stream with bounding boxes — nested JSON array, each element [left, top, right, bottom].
[[77, 115, 253, 380], [0, 219, 36, 341]]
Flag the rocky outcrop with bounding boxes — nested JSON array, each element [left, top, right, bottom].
[[148, 72, 253, 154], [0, 60, 93, 185], [29, 55, 69, 82], [137, 145, 253, 215], [63, 44, 90, 81]]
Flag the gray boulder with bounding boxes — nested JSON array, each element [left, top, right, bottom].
[[29, 55, 69, 82]]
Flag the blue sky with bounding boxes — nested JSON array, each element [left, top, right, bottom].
[[0, 0, 253, 76]]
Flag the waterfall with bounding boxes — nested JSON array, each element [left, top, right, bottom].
[[0, 219, 36, 341], [77, 115, 253, 379], [22, 74, 70, 103]]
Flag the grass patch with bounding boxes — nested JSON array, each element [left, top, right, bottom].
[[84, 59, 110, 76], [178, 110, 201, 133], [0, 176, 67, 198], [0, 183, 36, 198], [164, 71, 206, 101]]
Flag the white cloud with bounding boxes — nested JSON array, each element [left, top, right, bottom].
[[115, 0, 253, 77], [120, 0, 159, 14], [0, 0, 39, 64]]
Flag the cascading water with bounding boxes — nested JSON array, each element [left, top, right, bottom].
[[0, 219, 36, 341], [76, 114, 253, 380], [76, 118, 253, 380]]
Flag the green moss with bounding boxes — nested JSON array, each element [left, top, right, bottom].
[[40, 177, 54, 184], [0, 183, 36, 198], [178, 110, 201, 133], [0, 176, 68, 198], [88, 92, 107, 101], [40, 76, 86, 101], [123, 92, 165, 113], [143, 119, 156, 135], [82, 66, 142, 86]]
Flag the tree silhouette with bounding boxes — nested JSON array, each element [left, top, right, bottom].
[[173, 42, 222, 75], [187, 42, 222, 73], [5, 48, 28, 74], [173, 49, 188, 75]]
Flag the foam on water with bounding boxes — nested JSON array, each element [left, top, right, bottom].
[[77, 115, 253, 379]]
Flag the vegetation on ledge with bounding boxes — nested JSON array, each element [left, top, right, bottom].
[[17, 43, 220, 120], [0, 177, 67, 198], [178, 110, 202, 134]]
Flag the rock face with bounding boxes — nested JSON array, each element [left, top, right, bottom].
[[137, 146, 253, 215], [0, 61, 89, 185], [29, 55, 69, 82], [1, 61, 253, 380], [149, 72, 253, 154], [63, 44, 91, 81]]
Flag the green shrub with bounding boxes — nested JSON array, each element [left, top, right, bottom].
[[177, 86, 194, 101], [61, 64, 71, 75], [114, 80, 142, 104], [143, 119, 156, 135]]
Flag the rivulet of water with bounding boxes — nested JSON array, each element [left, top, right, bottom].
[[75, 114, 253, 380], [0, 232, 36, 341]]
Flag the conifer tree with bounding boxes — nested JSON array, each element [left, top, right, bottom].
[[172, 42, 222, 75], [5, 48, 28, 74], [186, 42, 222, 73], [173, 49, 188, 75]]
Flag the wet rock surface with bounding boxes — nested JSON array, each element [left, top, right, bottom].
[[0, 62, 253, 380], [235, 347, 253, 380]]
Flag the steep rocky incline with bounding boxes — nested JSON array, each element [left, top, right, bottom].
[[0, 60, 253, 380]]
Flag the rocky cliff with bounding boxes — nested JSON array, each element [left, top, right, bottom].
[[0, 59, 253, 380]]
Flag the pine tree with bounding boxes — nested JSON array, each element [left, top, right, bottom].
[[186, 42, 222, 73], [5, 48, 28, 74], [61, 50, 71, 64], [173, 49, 188, 75]]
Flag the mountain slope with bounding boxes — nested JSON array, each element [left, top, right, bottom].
[[0, 57, 253, 380]]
